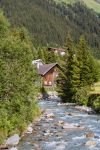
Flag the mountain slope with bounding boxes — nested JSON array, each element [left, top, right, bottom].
[[54, 0, 100, 13], [0, 0, 100, 58]]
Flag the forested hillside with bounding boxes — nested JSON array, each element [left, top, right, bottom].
[[0, 0, 100, 58]]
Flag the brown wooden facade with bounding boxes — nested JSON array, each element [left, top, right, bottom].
[[42, 66, 58, 86]]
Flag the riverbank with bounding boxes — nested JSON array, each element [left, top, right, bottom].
[[88, 82, 100, 113], [0, 112, 41, 150]]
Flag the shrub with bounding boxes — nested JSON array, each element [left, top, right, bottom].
[[74, 87, 89, 106]]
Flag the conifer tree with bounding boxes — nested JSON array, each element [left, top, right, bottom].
[[77, 36, 98, 87], [57, 34, 80, 102], [37, 47, 49, 63], [47, 50, 57, 63]]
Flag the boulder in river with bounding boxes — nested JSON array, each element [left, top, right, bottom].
[[46, 113, 55, 119], [85, 141, 97, 147], [85, 132, 95, 138], [75, 105, 93, 113], [6, 134, 20, 146], [57, 121, 64, 126]]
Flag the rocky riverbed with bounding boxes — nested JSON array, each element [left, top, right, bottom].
[[6, 99, 100, 150]]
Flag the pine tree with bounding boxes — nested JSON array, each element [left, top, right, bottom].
[[47, 50, 57, 63], [57, 34, 80, 102], [77, 36, 98, 87], [37, 47, 49, 63]]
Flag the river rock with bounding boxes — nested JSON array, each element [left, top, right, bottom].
[[65, 112, 76, 116], [27, 126, 33, 133], [27, 124, 33, 133], [75, 105, 93, 113], [85, 141, 97, 147], [46, 113, 55, 118], [58, 103, 76, 106], [86, 132, 95, 138], [6, 134, 20, 146], [57, 121, 64, 126], [62, 123, 77, 129], [9, 147, 18, 150], [62, 123, 84, 130], [43, 130, 53, 136]]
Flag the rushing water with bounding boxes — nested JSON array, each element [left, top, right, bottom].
[[17, 100, 100, 150]]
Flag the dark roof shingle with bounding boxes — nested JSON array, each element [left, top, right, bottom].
[[38, 63, 58, 76]]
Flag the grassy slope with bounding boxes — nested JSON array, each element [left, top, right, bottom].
[[97, 60, 100, 81], [90, 60, 100, 94], [54, 0, 100, 13]]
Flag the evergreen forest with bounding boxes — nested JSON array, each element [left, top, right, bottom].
[[0, 0, 100, 58]]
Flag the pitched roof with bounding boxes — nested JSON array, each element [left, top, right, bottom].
[[38, 63, 58, 76]]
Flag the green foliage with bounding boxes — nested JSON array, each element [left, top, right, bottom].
[[93, 97, 100, 112], [47, 51, 57, 63], [37, 47, 49, 63], [77, 36, 98, 86], [0, 10, 9, 38], [88, 94, 100, 113], [73, 87, 89, 106], [0, 11, 40, 143], [96, 60, 100, 81], [57, 34, 80, 102], [37, 47, 62, 64]]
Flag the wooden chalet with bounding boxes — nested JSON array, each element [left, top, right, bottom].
[[48, 47, 66, 56], [32, 59, 60, 86], [38, 63, 59, 86]]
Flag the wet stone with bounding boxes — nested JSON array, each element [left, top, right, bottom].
[[85, 141, 97, 147], [6, 134, 20, 146], [85, 132, 95, 138]]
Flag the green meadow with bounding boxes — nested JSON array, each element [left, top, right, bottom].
[[54, 0, 100, 13]]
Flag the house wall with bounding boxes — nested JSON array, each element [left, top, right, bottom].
[[43, 67, 58, 86]]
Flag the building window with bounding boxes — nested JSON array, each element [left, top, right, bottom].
[[44, 81, 47, 85], [49, 81, 52, 85]]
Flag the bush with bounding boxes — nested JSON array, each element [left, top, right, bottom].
[[88, 94, 100, 113], [74, 87, 89, 106], [93, 98, 100, 112]]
